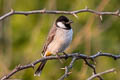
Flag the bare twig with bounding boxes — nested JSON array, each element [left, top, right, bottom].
[[0, 52, 120, 80], [83, 59, 103, 80], [58, 57, 77, 80], [0, 8, 120, 21], [87, 68, 115, 80]]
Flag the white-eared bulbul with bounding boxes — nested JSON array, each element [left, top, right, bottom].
[[34, 16, 73, 76]]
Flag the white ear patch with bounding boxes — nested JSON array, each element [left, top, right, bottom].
[[57, 22, 66, 28]]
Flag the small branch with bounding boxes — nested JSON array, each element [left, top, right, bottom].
[[90, 52, 120, 60], [58, 57, 77, 80], [0, 8, 120, 21], [0, 52, 120, 80], [87, 68, 115, 80], [83, 59, 103, 80]]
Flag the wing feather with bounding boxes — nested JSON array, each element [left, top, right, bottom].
[[42, 23, 57, 54]]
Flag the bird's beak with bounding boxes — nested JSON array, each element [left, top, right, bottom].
[[66, 20, 73, 24]]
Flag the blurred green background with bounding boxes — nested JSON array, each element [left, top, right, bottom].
[[0, 0, 120, 80]]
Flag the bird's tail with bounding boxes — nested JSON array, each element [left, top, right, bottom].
[[34, 60, 47, 76]]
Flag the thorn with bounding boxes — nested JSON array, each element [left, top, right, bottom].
[[92, 72, 95, 75], [97, 51, 102, 54], [43, 8, 46, 10], [68, 71, 72, 75], [72, 13, 78, 19], [10, 8, 14, 13], [31, 64, 35, 69], [99, 15, 103, 21], [60, 67, 65, 70], [41, 8, 46, 13], [83, 61, 86, 64], [118, 13, 120, 16], [16, 64, 21, 69], [116, 9, 120, 14], [92, 65, 96, 68], [41, 53, 44, 57], [17, 64, 21, 67], [85, 6, 88, 10], [115, 9, 120, 16], [94, 60, 96, 65]]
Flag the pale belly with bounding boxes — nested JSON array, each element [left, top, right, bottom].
[[46, 29, 73, 55]]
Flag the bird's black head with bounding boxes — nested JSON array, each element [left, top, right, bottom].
[[56, 16, 73, 30]]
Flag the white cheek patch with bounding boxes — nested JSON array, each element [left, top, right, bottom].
[[57, 22, 66, 28]]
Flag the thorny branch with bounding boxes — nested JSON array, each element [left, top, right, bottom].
[[0, 8, 120, 80], [87, 68, 116, 80], [0, 8, 120, 21], [58, 57, 77, 80], [0, 52, 120, 80], [83, 59, 103, 80]]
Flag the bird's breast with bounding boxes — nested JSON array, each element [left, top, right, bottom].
[[47, 28, 73, 54]]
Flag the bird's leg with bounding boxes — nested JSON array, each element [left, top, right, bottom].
[[63, 52, 68, 60], [56, 53, 63, 63]]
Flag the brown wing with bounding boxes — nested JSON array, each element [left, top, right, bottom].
[[42, 23, 57, 54]]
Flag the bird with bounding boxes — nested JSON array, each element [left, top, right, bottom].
[[34, 16, 73, 76]]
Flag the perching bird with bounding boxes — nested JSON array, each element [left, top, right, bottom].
[[34, 16, 73, 76]]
